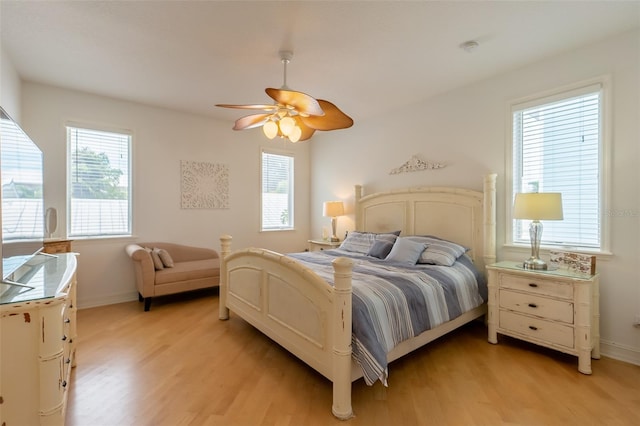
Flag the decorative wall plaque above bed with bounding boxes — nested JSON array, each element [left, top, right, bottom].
[[180, 160, 229, 209], [389, 153, 445, 174]]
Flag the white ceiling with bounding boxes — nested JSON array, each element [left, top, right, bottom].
[[2, 1, 639, 124]]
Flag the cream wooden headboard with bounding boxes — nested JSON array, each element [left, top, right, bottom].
[[354, 174, 497, 273]]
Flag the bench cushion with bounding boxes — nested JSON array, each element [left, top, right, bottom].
[[154, 258, 220, 285]]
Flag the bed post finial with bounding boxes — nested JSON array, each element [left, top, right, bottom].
[[483, 174, 497, 269], [331, 257, 354, 420], [355, 185, 363, 232], [219, 235, 233, 320]]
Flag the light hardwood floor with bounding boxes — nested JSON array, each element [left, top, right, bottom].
[[67, 289, 640, 426]]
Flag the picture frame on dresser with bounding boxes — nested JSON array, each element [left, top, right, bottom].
[[487, 261, 600, 374]]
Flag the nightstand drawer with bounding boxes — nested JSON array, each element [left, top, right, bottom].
[[499, 310, 574, 348], [499, 273, 573, 299], [499, 289, 574, 323]]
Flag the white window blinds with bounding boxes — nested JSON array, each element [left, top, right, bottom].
[[1, 114, 44, 241], [67, 126, 131, 237], [261, 150, 294, 230], [512, 84, 601, 249]]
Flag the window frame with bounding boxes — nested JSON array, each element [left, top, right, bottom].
[[260, 147, 295, 232], [505, 76, 612, 255], [66, 123, 133, 239]]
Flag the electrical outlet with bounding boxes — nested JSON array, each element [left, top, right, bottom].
[[634, 314, 640, 327]]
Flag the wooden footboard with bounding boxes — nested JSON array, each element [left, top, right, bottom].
[[218, 235, 355, 419]]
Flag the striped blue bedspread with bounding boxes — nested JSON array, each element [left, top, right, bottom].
[[287, 249, 487, 386]]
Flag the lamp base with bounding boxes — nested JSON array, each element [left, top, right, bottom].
[[523, 257, 548, 270]]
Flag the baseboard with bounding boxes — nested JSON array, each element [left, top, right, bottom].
[[600, 339, 640, 366], [78, 291, 138, 309]]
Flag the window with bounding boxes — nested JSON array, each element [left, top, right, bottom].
[[1, 111, 44, 242], [510, 80, 607, 252], [67, 126, 132, 238], [261, 149, 294, 231]]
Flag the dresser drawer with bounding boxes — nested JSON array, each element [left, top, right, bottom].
[[499, 310, 574, 348], [499, 289, 574, 323], [40, 302, 65, 357], [39, 354, 65, 414], [499, 273, 573, 299]]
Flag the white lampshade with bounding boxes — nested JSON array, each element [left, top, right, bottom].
[[513, 193, 563, 220], [323, 201, 344, 217], [279, 116, 296, 136], [288, 125, 302, 143], [263, 121, 278, 139]]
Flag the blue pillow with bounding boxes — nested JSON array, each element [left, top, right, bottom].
[[384, 237, 428, 265], [366, 233, 398, 259]]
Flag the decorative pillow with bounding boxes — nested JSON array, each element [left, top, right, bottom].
[[366, 233, 398, 259], [340, 230, 401, 254], [155, 248, 174, 268], [145, 247, 164, 270], [384, 237, 428, 265], [408, 236, 469, 266]]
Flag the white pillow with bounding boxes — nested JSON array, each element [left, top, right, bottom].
[[155, 248, 174, 268], [145, 247, 164, 270]]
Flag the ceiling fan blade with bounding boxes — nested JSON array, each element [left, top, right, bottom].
[[300, 100, 353, 131], [265, 88, 324, 116], [233, 113, 271, 130], [216, 103, 278, 112]]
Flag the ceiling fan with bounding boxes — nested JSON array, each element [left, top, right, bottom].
[[216, 51, 353, 143]]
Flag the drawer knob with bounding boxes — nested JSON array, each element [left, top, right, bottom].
[[528, 303, 538, 308], [62, 335, 67, 341], [529, 325, 538, 331], [528, 283, 538, 288], [62, 380, 67, 388], [64, 318, 71, 323]]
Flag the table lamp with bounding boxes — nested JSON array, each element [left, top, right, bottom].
[[513, 192, 563, 270], [323, 201, 344, 242]]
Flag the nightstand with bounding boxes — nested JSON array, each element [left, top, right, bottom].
[[307, 239, 341, 252], [487, 261, 600, 374]]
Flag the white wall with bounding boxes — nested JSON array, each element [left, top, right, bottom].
[[0, 46, 21, 120], [20, 84, 311, 308], [311, 30, 640, 365]]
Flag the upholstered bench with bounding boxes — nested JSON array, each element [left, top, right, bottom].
[[125, 242, 220, 311]]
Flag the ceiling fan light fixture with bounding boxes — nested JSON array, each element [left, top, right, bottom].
[[216, 50, 353, 142], [279, 116, 296, 136], [263, 120, 278, 139], [288, 125, 302, 143]]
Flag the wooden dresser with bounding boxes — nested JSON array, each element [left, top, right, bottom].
[[487, 261, 599, 374], [0, 253, 78, 425]]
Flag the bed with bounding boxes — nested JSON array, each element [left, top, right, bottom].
[[218, 174, 497, 419]]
